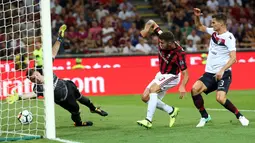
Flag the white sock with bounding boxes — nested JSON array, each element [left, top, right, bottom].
[[156, 99, 173, 114], [146, 93, 158, 122]]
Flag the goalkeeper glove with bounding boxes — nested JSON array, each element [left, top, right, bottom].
[[57, 24, 67, 42], [6, 91, 20, 104]]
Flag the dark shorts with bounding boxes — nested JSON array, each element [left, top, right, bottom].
[[55, 80, 82, 114], [199, 70, 232, 95]]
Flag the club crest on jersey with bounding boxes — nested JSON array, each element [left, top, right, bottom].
[[179, 60, 184, 65], [167, 54, 171, 59]]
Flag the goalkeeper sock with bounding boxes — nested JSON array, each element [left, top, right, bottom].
[[146, 93, 158, 122], [71, 112, 82, 123], [78, 96, 96, 111]]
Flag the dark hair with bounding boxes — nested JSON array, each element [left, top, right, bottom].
[[26, 69, 35, 79], [26, 68, 44, 79], [158, 31, 175, 42], [212, 13, 227, 25]]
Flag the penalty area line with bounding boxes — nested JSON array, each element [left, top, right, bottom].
[[50, 138, 80, 143], [207, 108, 255, 112]]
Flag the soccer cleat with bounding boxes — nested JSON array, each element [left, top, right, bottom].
[[90, 107, 108, 116], [238, 116, 249, 126], [137, 119, 152, 129], [6, 91, 19, 104], [74, 121, 93, 127], [169, 107, 179, 127], [196, 115, 212, 127]]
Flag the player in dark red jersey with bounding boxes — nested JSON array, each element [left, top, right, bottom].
[[137, 20, 189, 128]]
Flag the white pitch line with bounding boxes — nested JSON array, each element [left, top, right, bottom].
[[207, 108, 255, 112], [50, 138, 81, 143]]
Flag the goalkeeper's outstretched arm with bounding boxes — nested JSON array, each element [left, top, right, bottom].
[[52, 24, 67, 58], [19, 92, 37, 100], [6, 92, 37, 104]]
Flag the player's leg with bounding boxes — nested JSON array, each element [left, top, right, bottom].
[[191, 73, 215, 127], [66, 80, 108, 116], [137, 72, 179, 128], [156, 91, 174, 114], [157, 75, 181, 127], [191, 80, 208, 118], [137, 82, 159, 128], [56, 99, 93, 127], [56, 82, 93, 127], [77, 96, 96, 111], [156, 91, 179, 127], [78, 96, 108, 116], [216, 71, 249, 126]]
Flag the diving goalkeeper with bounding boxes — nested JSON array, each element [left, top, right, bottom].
[[7, 24, 108, 127]]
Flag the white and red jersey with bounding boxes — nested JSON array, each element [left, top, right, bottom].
[[205, 28, 236, 73]]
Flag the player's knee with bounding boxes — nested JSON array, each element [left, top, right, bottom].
[[216, 96, 225, 104], [191, 81, 206, 96], [216, 93, 226, 104], [141, 88, 150, 102], [191, 86, 201, 96], [141, 94, 149, 103]]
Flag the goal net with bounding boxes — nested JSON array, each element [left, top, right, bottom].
[[0, 0, 55, 141]]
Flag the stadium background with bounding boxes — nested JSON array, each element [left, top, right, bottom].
[[0, 0, 255, 143], [0, 0, 254, 96]]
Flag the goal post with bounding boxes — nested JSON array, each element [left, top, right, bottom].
[[40, 0, 56, 139], [0, 0, 56, 141]]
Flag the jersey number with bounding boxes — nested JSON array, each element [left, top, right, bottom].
[[219, 80, 224, 87]]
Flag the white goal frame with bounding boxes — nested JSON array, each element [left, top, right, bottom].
[[40, 0, 56, 139]]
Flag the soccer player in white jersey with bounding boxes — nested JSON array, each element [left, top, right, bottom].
[[191, 8, 249, 127]]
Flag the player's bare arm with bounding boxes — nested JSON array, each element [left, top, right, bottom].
[[140, 20, 154, 37], [19, 92, 37, 100], [140, 20, 161, 37], [179, 69, 189, 99], [52, 40, 61, 58], [52, 24, 67, 58], [193, 8, 207, 32], [216, 51, 236, 80]]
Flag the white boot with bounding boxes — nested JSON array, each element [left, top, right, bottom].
[[196, 115, 212, 127], [238, 116, 249, 126]]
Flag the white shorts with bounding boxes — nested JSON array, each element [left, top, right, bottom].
[[146, 72, 180, 99]]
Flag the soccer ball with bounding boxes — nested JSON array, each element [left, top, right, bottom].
[[17, 110, 33, 125]]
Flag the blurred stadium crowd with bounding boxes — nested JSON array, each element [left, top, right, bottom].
[[51, 0, 255, 54], [0, 0, 254, 63], [152, 0, 255, 51]]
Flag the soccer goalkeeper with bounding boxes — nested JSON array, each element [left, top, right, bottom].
[[6, 24, 108, 127]]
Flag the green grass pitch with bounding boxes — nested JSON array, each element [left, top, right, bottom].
[[2, 90, 255, 143]]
